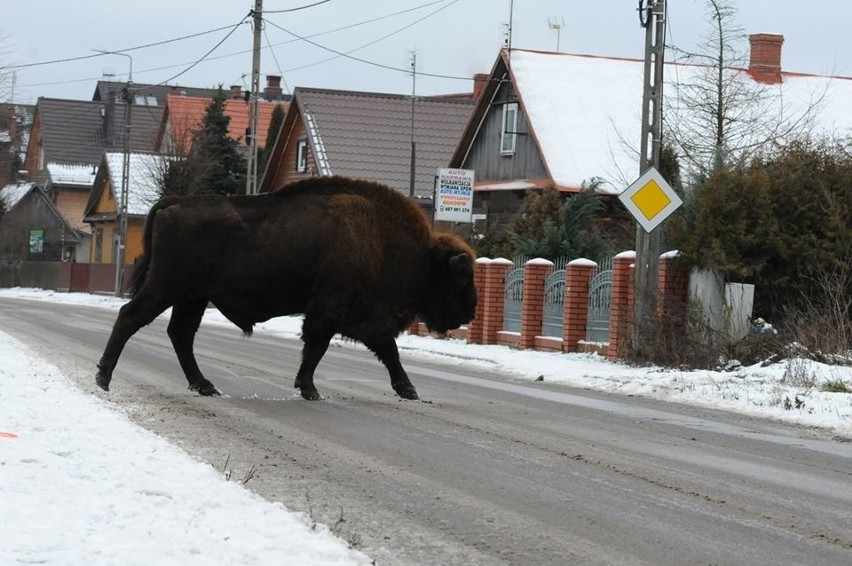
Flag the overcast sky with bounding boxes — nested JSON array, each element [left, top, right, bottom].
[[3, 1, 849, 105]]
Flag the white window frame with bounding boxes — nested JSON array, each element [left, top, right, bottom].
[[500, 102, 518, 155], [296, 139, 308, 173]]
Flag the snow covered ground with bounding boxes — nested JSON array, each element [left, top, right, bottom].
[[1, 288, 850, 564]]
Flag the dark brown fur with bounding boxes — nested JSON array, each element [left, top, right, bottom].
[[96, 176, 477, 400]]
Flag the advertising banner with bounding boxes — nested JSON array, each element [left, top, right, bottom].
[[434, 168, 474, 223]]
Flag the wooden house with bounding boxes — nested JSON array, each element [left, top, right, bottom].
[[449, 36, 852, 236], [82, 152, 164, 265], [0, 182, 89, 265]]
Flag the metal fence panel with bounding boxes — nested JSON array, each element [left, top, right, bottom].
[[542, 268, 565, 337], [585, 261, 613, 344], [503, 267, 524, 333]]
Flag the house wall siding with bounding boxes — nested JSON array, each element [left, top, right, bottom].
[[53, 188, 91, 232], [269, 117, 316, 190], [462, 83, 547, 182]]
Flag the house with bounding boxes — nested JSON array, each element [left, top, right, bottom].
[[449, 35, 852, 234], [0, 182, 89, 265], [157, 87, 288, 156], [258, 86, 478, 205], [22, 94, 164, 238], [82, 152, 164, 265]]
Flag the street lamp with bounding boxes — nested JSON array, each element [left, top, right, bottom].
[[94, 50, 133, 297]]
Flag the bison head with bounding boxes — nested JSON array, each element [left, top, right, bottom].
[[419, 234, 477, 334]]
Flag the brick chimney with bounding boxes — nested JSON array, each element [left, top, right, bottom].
[[472, 73, 489, 100], [263, 75, 283, 101], [229, 85, 243, 100], [748, 33, 784, 84]]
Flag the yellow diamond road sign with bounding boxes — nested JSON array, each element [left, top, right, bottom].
[[619, 167, 683, 233]]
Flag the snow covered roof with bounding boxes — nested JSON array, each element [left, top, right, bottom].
[[466, 48, 852, 193], [104, 152, 164, 216], [47, 162, 96, 186], [0, 182, 37, 210]]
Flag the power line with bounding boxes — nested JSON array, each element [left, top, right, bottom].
[[14, 1, 461, 91], [263, 0, 332, 14], [155, 16, 251, 87], [264, 0, 473, 82], [6, 23, 247, 70], [272, 0, 460, 74]]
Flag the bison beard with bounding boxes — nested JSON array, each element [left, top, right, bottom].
[[95, 176, 477, 401]]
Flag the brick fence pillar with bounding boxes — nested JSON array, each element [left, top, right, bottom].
[[481, 258, 513, 345], [562, 258, 597, 352], [466, 258, 491, 344], [657, 250, 689, 319], [607, 251, 636, 359], [519, 258, 553, 349]]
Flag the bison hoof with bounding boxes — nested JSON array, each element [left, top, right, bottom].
[[300, 387, 323, 401], [95, 373, 110, 392], [395, 386, 419, 400], [190, 381, 221, 396]]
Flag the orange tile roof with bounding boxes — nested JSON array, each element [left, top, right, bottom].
[[165, 93, 287, 150]]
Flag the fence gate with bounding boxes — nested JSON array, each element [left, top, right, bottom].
[[585, 264, 613, 344], [542, 268, 566, 337], [502, 267, 524, 333]]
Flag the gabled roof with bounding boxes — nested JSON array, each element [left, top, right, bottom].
[[0, 182, 38, 210], [31, 97, 163, 168], [84, 152, 164, 220], [0, 182, 85, 242], [161, 93, 286, 152], [452, 47, 852, 193], [260, 87, 474, 198]]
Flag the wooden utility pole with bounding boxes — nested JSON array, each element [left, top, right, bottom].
[[246, 0, 263, 195], [634, 0, 666, 347]]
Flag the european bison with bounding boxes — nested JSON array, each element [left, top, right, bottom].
[[95, 176, 477, 401]]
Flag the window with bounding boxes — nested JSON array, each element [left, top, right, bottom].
[[296, 139, 308, 173], [500, 102, 518, 155]]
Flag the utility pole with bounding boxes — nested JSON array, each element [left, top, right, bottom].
[[634, 0, 666, 350], [246, 0, 263, 195], [408, 49, 417, 198]]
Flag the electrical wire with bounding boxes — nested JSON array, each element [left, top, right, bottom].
[[262, 27, 291, 95], [263, 0, 332, 14], [6, 23, 246, 70], [13, 1, 460, 91], [272, 0, 460, 74], [264, 0, 472, 81], [154, 16, 251, 86]]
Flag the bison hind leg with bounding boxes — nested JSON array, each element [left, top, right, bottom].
[[168, 298, 220, 396]]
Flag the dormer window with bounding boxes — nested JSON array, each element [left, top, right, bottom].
[[500, 102, 518, 155]]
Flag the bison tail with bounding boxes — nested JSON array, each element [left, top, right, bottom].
[[130, 196, 182, 297]]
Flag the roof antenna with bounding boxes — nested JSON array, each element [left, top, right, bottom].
[[548, 17, 565, 52]]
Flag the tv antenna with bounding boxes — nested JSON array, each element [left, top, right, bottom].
[[548, 17, 565, 52]]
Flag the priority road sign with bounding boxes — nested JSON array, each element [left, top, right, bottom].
[[619, 167, 682, 233]]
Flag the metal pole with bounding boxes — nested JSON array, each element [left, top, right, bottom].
[[409, 50, 417, 199], [95, 50, 133, 298], [246, 0, 263, 195], [634, 0, 666, 349]]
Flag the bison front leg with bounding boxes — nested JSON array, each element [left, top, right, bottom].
[[168, 298, 220, 396], [294, 322, 334, 401], [365, 338, 419, 400]]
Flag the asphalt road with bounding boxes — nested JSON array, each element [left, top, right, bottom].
[[3, 296, 852, 565]]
